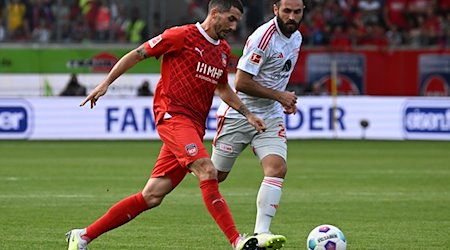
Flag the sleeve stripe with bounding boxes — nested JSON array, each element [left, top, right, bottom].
[[257, 23, 276, 51]]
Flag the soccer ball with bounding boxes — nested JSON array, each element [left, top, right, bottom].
[[307, 224, 347, 250]]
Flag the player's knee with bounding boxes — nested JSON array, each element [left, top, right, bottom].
[[190, 158, 218, 180], [278, 165, 287, 177], [264, 163, 287, 178], [199, 165, 218, 180], [141, 192, 165, 208]]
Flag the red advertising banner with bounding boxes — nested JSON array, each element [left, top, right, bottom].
[[289, 48, 450, 96]]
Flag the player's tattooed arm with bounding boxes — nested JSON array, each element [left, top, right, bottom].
[[237, 104, 250, 117], [136, 47, 148, 59], [239, 104, 266, 133]]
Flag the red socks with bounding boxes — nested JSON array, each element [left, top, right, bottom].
[[200, 179, 240, 244], [84, 192, 149, 241], [83, 181, 240, 245]]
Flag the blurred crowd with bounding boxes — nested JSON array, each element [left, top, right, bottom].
[[189, 0, 450, 48], [300, 0, 450, 48], [0, 0, 449, 48], [0, 0, 149, 43]]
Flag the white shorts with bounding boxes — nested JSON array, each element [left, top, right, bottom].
[[211, 117, 287, 172]]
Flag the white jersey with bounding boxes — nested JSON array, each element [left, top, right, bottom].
[[217, 17, 302, 119]]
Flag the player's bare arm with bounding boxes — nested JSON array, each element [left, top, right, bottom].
[[235, 69, 297, 110], [80, 46, 147, 109], [216, 82, 266, 133]]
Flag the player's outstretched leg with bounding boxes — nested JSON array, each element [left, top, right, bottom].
[[66, 229, 88, 250], [254, 232, 286, 249], [234, 234, 259, 250]]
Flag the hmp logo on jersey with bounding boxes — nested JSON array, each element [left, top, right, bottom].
[[196, 62, 224, 79]]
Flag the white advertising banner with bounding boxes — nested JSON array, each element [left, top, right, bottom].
[[0, 97, 449, 140]]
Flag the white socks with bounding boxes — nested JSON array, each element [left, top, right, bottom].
[[254, 177, 284, 234]]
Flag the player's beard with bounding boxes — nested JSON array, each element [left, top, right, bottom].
[[276, 15, 300, 36], [215, 25, 231, 40], [216, 30, 226, 40]]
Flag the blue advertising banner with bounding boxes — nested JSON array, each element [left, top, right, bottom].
[[419, 54, 450, 96], [306, 53, 365, 95], [1, 97, 449, 141]]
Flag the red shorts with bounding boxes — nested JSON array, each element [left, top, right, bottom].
[[151, 115, 209, 187]]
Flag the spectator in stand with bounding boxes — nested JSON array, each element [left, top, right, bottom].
[[0, 0, 4, 13], [31, 17, 51, 42], [360, 22, 388, 48], [0, 0, 5, 41], [322, 0, 341, 25], [70, 15, 90, 42], [108, 0, 127, 42], [423, 6, 442, 45], [0, 22, 4, 41], [29, 0, 54, 34], [124, 7, 148, 43], [329, 5, 349, 29], [443, 12, 450, 47], [330, 24, 352, 50], [308, 3, 329, 45], [407, 0, 432, 17], [386, 24, 404, 46], [52, 0, 70, 41], [68, 0, 82, 21], [407, 15, 429, 46], [383, 0, 409, 32], [7, 0, 29, 40], [83, 0, 100, 39], [357, 0, 382, 25], [95, 0, 111, 40], [60, 73, 87, 96], [337, 0, 358, 19], [351, 13, 369, 45]]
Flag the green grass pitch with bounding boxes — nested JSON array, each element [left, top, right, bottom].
[[1, 140, 449, 249]]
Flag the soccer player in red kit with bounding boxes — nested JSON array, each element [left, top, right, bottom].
[[66, 1, 266, 250]]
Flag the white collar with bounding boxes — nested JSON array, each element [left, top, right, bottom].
[[196, 22, 220, 45]]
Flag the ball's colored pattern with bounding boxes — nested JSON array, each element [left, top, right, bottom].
[[307, 224, 347, 250]]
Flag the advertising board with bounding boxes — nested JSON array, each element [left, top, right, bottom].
[[1, 97, 448, 140]]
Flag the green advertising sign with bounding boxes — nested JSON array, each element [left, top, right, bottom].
[[0, 48, 161, 73], [0, 47, 243, 74]]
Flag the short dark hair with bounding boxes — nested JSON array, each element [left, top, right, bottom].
[[208, 0, 244, 14], [274, 0, 306, 7]]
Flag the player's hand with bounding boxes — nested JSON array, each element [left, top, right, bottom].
[[278, 91, 297, 109], [283, 104, 297, 114], [247, 113, 266, 133], [80, 84, 108, 109]]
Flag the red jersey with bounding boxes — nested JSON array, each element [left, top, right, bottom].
[[385, 0, 409, 30], [143, 23, 231, 130]]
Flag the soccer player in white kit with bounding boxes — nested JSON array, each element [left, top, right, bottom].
[[212, 0, 304, 249]]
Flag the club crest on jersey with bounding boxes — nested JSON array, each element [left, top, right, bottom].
[[221, 53, 227, 67], [185, 143, 198, 156], [148, 35, 162, 48], [250, 52, 262, 65]]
